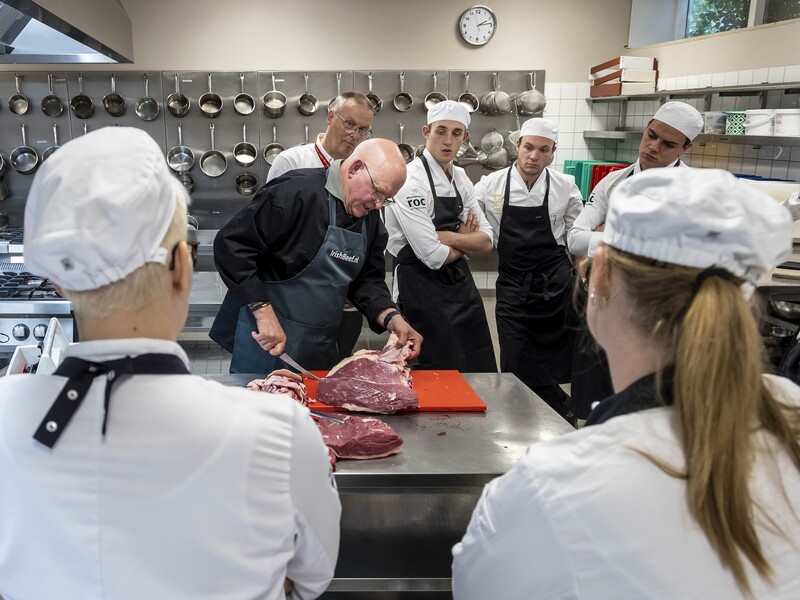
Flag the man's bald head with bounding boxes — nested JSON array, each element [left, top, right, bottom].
[[340, 139, 407, 217]]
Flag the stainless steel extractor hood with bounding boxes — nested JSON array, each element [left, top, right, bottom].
[[0, 0, 132, 64]]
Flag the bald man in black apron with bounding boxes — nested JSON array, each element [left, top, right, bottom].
[[212, 138, 422, 373]]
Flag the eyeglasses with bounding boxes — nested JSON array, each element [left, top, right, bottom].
[[334, 111, 372, 137], [169, 240, 199, 270], [363, 163, 394, 206]]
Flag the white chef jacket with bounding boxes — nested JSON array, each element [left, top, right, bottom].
[[567, 158, 684, 258], [0, 338, 340, 600], [266, 133, 332, 182], [473, 165, 583, 248], [385, 149, 493, 269], [452, 373, 800, 600]]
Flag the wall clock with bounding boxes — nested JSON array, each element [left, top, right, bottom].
[[458, 5, 497, 46]]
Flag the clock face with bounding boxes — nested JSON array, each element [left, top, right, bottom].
[[459, 5, 497, 46]]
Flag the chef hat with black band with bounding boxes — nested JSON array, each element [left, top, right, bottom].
[[651, 101, 704, 141], [427, 100, 471, 128], [24, 127, 190, 291], [603, 167, 791, 296]]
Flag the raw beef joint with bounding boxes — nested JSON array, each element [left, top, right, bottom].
[[247, 369, 309, 406], [316, 333, 419, 413], [316, 415, 403, 459]]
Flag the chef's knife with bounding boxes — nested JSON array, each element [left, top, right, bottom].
[[279, 352, 322, 381], [309, 410, 345, 424]]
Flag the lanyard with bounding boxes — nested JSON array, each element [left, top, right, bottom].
[[314, 139, 331, 168]]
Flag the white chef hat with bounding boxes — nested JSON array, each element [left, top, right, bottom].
[[604, 167, 791, 287], [652, 101, 704, 141], [519, 118, 558, 143], [427, 100, 471, 128], [24, 127, 190, 291]]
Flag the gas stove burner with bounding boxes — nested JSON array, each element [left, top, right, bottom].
[[0, 271, 62, 300]]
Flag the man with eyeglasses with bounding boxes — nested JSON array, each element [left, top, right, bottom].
[[212, 138, 423, 374], [1, 127, 341, 599], [384, 100, 496, 373], [265, 92, 374, 360]]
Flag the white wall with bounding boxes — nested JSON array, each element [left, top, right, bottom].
[[625, 18, 800, 77], [2, 0, 632, 82]]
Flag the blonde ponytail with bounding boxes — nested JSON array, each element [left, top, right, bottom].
[[603, 246, 800, 596]]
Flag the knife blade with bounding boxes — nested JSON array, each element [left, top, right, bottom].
[[279, 352, 322, 381], [309, 410, 345, 424]]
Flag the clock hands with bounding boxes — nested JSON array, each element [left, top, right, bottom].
[[477, 20, 492, 26]]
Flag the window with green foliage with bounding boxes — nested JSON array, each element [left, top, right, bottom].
[[765, 0, 800, 23], [686, 0, 751, 37]]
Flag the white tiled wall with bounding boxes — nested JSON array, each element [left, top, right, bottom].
[[544, 63, 800, 184]]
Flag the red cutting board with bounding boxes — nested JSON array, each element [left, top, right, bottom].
[[305, 370, 487, 412]]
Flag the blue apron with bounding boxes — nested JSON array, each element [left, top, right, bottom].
[[224, 194, 367, 373]]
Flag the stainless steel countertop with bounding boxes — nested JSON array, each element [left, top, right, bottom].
[[188, 271, 228, 313], [206, 373, 575, 488]]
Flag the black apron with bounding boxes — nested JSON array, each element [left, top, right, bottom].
[[217, 194, 367, 374], [33, 353, 190, 449], [495, 167, 577, 394], [394, 156, 496, 372]]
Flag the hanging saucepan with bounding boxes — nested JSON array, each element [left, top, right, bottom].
[[516, 72, 546, 116], [177, 172, 195, 194], [263, 73, 287, 118], [41, 74, 64, 117], [504, 107, 522, 161], [298, 123, 311, 147], [486, 148, 510, 170], [199, 73, 222, 119], [481, 72, 511, 116], [458, 72, 479, 113], [200, 123, 227, 178], [235, 172, 258, 196], [424, 72, 447, 111], [397, 123, 415, 164], [135, 73, 160, 121], [103, 74, 126, 117], [328, 72, 342, 111], [455, 139, 479, 167], [42, 123, 61, 161], [415, 144, 426, 158], [70, 74, 94, 119], [234, 73, 255, 116], [167, 123, 194, 173], [480, 128, 504, 153], [393, 72, 413, 112], [233, 123, 257, 168], [10, 124, 39, 175], [298, 73, 319, 116], [263, 123, 285, 165], [366, 72, 382, 114], [167, 73, 190, 118], [8, 74, 29, 115]]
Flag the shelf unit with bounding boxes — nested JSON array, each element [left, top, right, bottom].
[[583, 81, 800, 145]]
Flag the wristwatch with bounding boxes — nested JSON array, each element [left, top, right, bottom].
[[382, 310, 405, 330], [248, 301, 271, 311]]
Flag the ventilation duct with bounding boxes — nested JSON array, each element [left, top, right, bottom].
[[0, 0, 132, 64]]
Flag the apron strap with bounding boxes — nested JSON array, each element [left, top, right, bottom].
[[33, 354, 190, 449]]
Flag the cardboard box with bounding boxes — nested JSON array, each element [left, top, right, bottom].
[[590, 55, 657, 77], [591, 68, 658, 85], [589, 81, 657, 98]]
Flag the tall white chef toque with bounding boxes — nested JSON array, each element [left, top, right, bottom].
[[603, 167, 792, 298], [519, 117, 559, 143], [24, 127, 190, 292], [427, 100, 471, 128], [651, 101, 704, 141]]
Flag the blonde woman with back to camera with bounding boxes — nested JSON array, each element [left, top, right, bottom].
[[452, 167, 800, 599]]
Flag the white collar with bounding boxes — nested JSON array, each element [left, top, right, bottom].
[[315, 133, 334, 163], [63, 338, 191, 370]]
